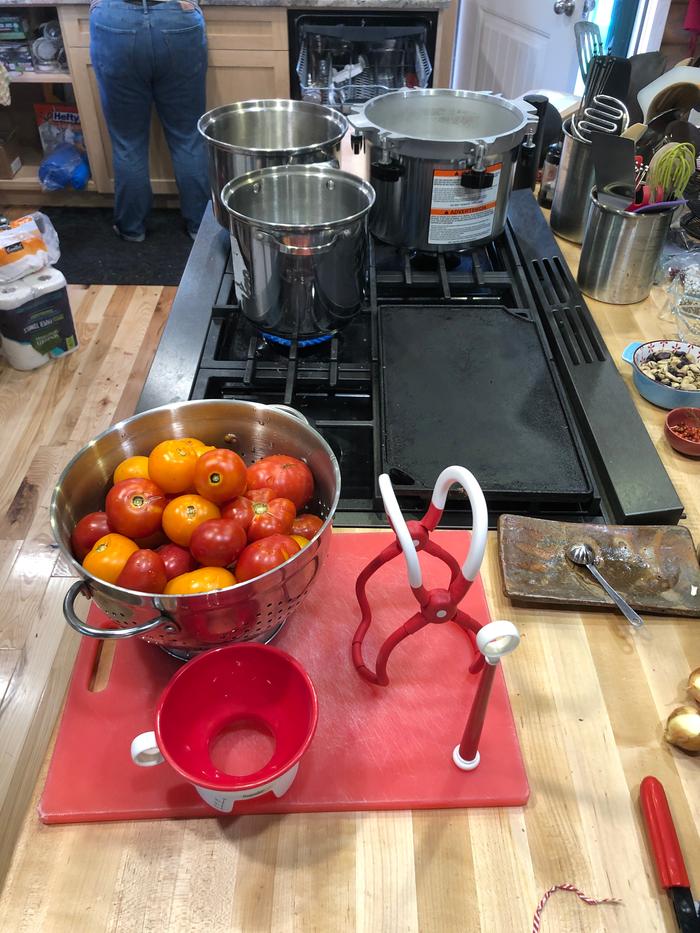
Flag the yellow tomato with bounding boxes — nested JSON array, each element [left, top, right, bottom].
[[181, 437, 215, 457], [161, 494, 221, 547], [113, 455, 150, 485], [165, 566, 236, 595], [83, 533, 139, 584], [291, 535, 310, 549]]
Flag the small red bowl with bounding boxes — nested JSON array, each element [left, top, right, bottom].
[[664, 407, 700, 458]]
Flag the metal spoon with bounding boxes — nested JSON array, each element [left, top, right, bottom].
[[567, 543, 644, 628]]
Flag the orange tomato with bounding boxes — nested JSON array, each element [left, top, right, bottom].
[[148, 439, 200, 494], [291, 534, 310, 549], [83, 533, 139, 584], [181, 437, 215, 457], [162, 494, 221, 547], [164, 566, 236, 596], [113, 455, 150, 485]]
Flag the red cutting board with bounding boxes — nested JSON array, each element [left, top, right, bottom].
[[40, 531, 529, 823]]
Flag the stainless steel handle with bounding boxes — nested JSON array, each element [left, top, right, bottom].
[[554, 0, 576, 14], [267, 404, 310, 425], [255, 230, 340, 256], [584, 565, 645, 628], [63, 580, 176, 639]]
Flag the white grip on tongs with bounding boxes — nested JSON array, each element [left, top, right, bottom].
[[379, 466, 489, 589]]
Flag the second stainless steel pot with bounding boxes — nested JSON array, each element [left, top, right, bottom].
[[221, 165, 375, 340], [198, 99, 349, 227], [349, 88, 535, 252]]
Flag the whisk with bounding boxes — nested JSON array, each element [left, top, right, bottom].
[[647, 142, 695, 201]]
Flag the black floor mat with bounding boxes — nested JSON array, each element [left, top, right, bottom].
[[42, 207, 193, 286]]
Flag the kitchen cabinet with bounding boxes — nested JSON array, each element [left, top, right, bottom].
[[58, 5, 290, 196]]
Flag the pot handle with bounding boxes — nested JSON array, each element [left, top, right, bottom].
[[267, 404, 310, 425], [63, 580, 174, 640], [622, 341, 644, 365], [272, 233, 340, 256]]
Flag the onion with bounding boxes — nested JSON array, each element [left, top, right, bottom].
[[664, 705, 700, 752], [687, 667, 700, 704]]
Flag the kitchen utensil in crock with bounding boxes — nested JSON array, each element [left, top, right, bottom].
[[567, 543, 644, 628], [352, 465, 520, 771], [640, 776, 700, 933], [130, 643, 318, 813], [51, 399, 340, 658], [590, 131, 636, 209], [621, 122, 648, 143], [665, 407, 700, 457], [622, 340, 700, 409], [574, 20, 603, 82], [667, 119, 700, 154]]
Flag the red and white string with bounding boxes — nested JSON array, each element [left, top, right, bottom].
[[532, 883, 622, 933]]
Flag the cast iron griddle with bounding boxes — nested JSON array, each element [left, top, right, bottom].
[[379, 304, 592, 501]]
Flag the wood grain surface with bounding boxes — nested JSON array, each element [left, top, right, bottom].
[[0, 239, 699, 933]]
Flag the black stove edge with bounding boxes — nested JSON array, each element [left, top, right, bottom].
[[137, 205, 229, 414], [508, 190, 683, 525]]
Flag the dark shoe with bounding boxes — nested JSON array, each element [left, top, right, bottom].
[[113, 224, 145, 243]]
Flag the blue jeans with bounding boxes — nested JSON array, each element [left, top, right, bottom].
[[90, 0, 209, 237]]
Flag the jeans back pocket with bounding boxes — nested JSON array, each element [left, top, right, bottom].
[[91, 20, 137, 79]]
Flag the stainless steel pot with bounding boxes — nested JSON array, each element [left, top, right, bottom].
[[198, 99, 349, 227], [50, 400, 340, 659], [221, 165, 375, 341], [349, 88, 535, 252]]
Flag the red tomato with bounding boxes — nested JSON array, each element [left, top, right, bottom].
[[105, 478, 167, 539], [246, 455, 314, 510], [71, 511, 112, 561], [292, 513, 324, 540], [116, 549, 168, 593], [221, 496, 254, 531], [156, 543, 197, 581], [247, 496, 296, 542], [235, 534, 301, 583], [189, 519, 247, 567], [193, 449, 247, 504]]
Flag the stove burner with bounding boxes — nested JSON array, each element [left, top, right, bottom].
[[410, 251, 462, 272], [262, 331, 336, 348]]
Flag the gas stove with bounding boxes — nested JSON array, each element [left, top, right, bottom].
[[138, 190, 682, 528]]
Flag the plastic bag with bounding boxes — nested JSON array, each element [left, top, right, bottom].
[[38, 143, 90, 192], [0, 212, 61, 284], [658, 253, 700, 341]]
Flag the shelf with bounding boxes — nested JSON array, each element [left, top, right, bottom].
[[7, 71, 72, 84]]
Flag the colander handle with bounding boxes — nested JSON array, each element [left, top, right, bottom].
[[267, 404, 309, 425], [63, 581, 174, 639]]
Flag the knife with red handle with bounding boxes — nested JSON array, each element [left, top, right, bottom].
[[640, 776, 700, 933]]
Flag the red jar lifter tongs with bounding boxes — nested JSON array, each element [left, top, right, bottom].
[[352, 465, 520, 770]]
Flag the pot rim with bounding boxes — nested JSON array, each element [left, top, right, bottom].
[[632, 339, 700, 392], [221, 164, 376, 236], [50, 399, 341, 600], [197, 99, 348, 157]]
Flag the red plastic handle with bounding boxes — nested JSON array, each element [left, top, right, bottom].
[[640, 776, 691, 889]]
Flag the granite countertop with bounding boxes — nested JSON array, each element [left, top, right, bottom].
[[1, 0, 450, 7]]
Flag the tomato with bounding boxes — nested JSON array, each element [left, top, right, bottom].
[[181, 437, 215, 457], [148, 439, 200, 494], [105, 478, 167, 539], [247, 496, 296, 542], [164, 566, 236, 596], [246, 455, 314, 510], [83, 533, 139, 584], [235, 534, 301, 583], [162, 494, 221, 547], [292, 535, 310, 549], [221, 496, 254, 531], [190, 518, 247, 567], [292, 513, 324, 540], [156, 543, 197, 580], [71, 511, 112, 561], [193, 448, 247, 504], [116, 549, 168, 593], [113, 455, 150, 485]]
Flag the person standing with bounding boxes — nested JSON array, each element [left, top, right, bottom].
[[90, 0, 210, 241]]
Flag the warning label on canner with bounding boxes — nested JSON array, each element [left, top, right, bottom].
[[428, 164, 502, 245]]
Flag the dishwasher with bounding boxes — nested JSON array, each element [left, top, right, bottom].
[[288, 11, 438, 112]]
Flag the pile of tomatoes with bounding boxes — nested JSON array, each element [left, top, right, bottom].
[[71, 437, 324, 595]]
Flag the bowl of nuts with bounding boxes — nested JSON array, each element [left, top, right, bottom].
[[621, 340, 700, 409], [664, 407, 700, 457]]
